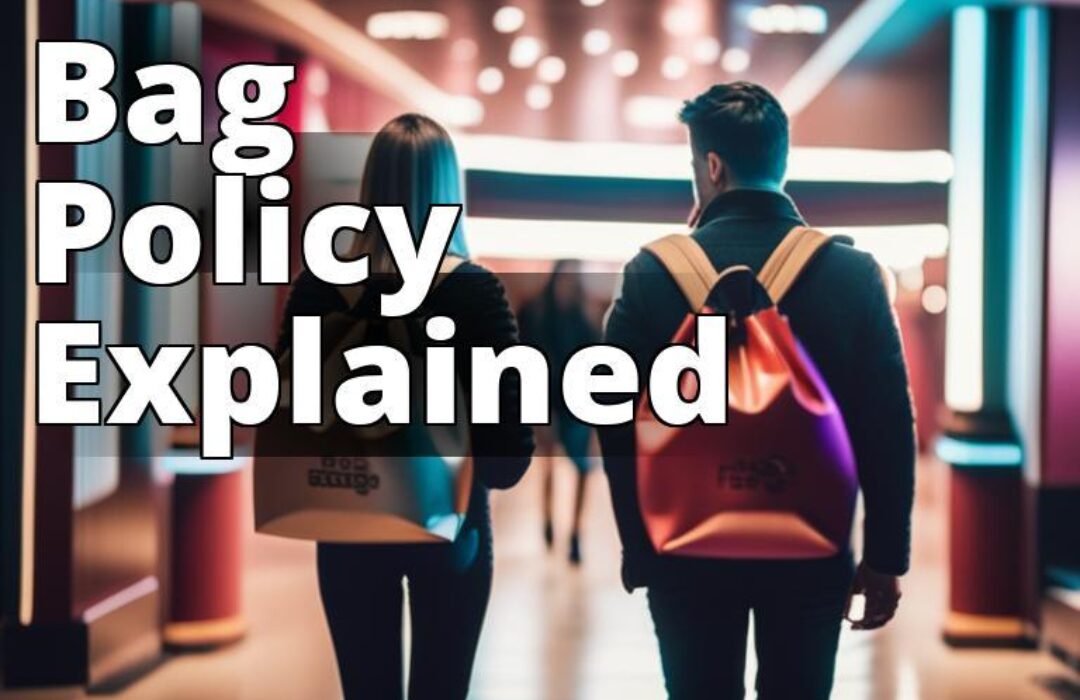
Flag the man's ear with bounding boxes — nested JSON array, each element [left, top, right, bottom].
[[707, 152, 725, 188]]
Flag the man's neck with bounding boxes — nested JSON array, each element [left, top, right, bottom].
[[694, 184, 799, 229], [724, 182, 784, 195], [700, 183, 784, 214]]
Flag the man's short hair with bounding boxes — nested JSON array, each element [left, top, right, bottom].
[[678, 82, 789, 185]]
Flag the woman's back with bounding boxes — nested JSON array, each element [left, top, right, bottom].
[[295, 111, 530, 700]]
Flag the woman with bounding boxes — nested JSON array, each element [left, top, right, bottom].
[[276, 114, 534, 700], [518, 260, 600, 565]]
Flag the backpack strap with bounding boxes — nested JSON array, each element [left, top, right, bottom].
[[758, 226, 831, 303], [643, 234, 720, 312], [435, 254, 466, 280]]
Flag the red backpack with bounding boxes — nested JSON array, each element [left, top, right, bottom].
[[636, 227, 858, 559]]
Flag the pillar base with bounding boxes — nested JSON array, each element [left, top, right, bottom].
[[942, 611, 1037, 648], [1, 578, 160, 689], [163, 613, 247, 650]]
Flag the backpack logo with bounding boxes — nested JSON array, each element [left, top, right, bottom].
[[717, 456, 793, 494], [308, 457, 381, 495]]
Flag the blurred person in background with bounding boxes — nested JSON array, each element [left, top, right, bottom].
[[519, 260, 600, 565], [600, 83, 915, 700], [276, 113, 534, 700]]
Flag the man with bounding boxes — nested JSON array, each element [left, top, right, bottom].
[[600, 82, 916, 699]]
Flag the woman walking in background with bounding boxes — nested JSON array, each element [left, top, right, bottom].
[[276, 114, 534, 700], [519, 260, 600, 565]]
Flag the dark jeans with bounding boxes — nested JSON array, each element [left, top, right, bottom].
[[647, 555, 855, 700], [316, 524, 492, 700]]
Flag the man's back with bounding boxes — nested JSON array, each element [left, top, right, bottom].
[[600, 188, 916, 590], [603, 80, 915, 699]]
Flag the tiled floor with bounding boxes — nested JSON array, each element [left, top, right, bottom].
[[4, 459, 1077, 699]]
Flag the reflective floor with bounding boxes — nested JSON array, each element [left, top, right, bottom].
[[4, 458, 1077, 700]]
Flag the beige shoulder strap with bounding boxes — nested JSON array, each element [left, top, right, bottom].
[[436, 254, 466, 279], [336, 255, 467, 308], [643, 234, 720, 312], [758, 226, 831, 302]]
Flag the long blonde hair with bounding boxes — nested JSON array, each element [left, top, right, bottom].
[[351, 113, 470, 273]]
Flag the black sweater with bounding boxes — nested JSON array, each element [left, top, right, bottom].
[[600, 189, 916, 590], [276, 261, 535, 528]]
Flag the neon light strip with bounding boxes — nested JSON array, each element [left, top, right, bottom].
[[466, 217, 948, 268], [935, 435, 1022, 468], [778, 0, 907, 116], [458, 134, 953, 184], [20, 0, 39, 627], [944, 7, 987, 412], [82, 576, 159, 624], [467, 218, 675, 263], [155, 452, 251, 476], [1007, 6, 1049, 483], [1047, 587, 1080, 610]]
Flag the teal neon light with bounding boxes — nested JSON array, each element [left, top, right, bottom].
[[944, 6, 988, 412], [156, 451, 251, 475], [1007, 6, 1050, 485], [935, 435, 1022, 468]]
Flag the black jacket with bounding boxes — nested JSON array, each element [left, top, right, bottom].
[[600, 189, 916, 590]]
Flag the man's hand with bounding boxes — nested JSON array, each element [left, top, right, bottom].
[[845, 562, 901, 630]]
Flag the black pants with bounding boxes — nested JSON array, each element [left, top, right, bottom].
[[317, 524, 492, 700], [647, 555, 855, 700]]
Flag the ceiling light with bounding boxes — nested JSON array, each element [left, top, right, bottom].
[[624, 95, 682, 128], [537, 56, 567, 83], [771, 4, 800, 33], [748, 4, 829, 35], [525, 83, 553, 110], [692, 37, 722, 64], [582, 29, 612, 56], [365, 11, 449, 40], [661, 55, 690, 80], [796, 5, 829, 33], [922, 285, 948, 314], [721, 47, 751, 73], [662, 5, 702, 37], [581, 0, 606, 6], [611, 49, 640, 77], [748, 7, 777, 34], [509, 36, 544, 68], [493, 6, 526, 34], [477, 67, 505, 94]]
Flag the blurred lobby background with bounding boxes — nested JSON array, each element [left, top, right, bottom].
[[2, 0, 1079, 698]]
